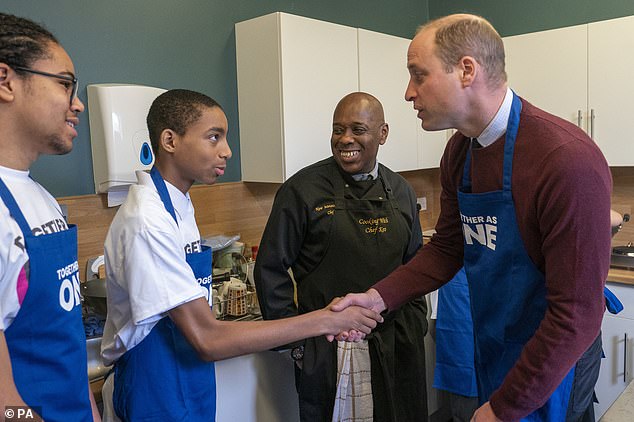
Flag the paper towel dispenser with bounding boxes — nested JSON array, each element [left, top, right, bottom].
[[88, 84, 166, 194]]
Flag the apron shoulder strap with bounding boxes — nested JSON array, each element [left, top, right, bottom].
[[0, 177, 33, 237], [150, 167, 178, 224]]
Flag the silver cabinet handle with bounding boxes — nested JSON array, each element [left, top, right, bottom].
[[577, 110, 582, 128], [625, 332, 628, 383], [590, 109, 595, 140]]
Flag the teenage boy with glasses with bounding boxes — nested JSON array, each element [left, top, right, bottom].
[[0, 12, 100, 422]]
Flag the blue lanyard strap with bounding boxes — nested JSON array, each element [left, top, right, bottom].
[[150, 166, 178, 224], [0, 177, 32, 237]]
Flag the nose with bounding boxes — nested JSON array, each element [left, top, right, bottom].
[[404, 78, 416, 102], [71, 96, 85, 113], [339, 128, 355, 143], [221, 140, 232, 160]]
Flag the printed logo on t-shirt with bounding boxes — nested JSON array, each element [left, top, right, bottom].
[[461, 213, 498, 251], [184, 240, 201, 254], [14, 235, 25, 252], [11, 218, 68, 255], [31, 218, 68, 236]]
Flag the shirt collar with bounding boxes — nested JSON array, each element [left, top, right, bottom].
[[351, 160, 379, 181], [0, 164, 30, 180], [476, 87, 513, 148], [136, 170, 192, 222]]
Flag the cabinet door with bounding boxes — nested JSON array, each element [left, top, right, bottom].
[[595, 313, 634, 419], [358, 29, 419, 171], [588, 15, 634, 166], [503, 25, 587, 126], [236, 13, 358, 183], [236, 13, 286, 182], [280, 14, 359, 179], [417, 129, 449, 169]]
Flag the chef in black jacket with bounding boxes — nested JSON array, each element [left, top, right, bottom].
[[255, 92, 428, 422]]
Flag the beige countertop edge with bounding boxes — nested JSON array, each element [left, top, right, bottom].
[[608, 267, 634, 286]]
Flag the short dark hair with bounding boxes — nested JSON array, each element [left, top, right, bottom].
[[0, 13, 58, 71], [418, 14, 507, 89], [147, 89, 223, 156]]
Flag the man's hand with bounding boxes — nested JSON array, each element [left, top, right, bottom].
[[326, 289, 387, 342], [322, 304, 382, 342], [470, 402, 502, 422], [330, 288, 387, 313]]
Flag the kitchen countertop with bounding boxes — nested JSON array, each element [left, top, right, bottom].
[[423, 229, 634, 286], [608, 267, 634, 286], [601, 379, 634, 422]]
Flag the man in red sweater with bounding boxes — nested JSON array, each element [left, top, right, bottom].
[[334, 14, 611, 422]]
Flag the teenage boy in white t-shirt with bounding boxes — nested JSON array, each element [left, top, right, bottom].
[[100, 89, 382, 422]]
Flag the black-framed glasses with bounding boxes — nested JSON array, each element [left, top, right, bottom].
[[14, 66, 78, 106]]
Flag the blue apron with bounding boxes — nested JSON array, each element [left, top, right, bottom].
[[433, 267, 478, 397], [113, 167, 216, 421], [0, 178, 92, 422], [457, 93, 575, 421]]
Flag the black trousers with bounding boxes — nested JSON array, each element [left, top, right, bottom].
[[565, 333, 602, 422]]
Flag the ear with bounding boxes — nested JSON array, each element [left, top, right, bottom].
[[379, 123, 389, 145], [0, 63, 17, 103], [458, 56, 478, 87], [159, 129, 178, 154]]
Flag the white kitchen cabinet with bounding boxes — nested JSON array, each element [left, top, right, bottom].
[[358, 28, 418, 172], [236, 13, 445, 183], [417, 128, 450, 169], [215, 350, 299, 422], [504, 25, 587, 126], [595, 282, 634, 419], [236, 13, 358, 182], [503, 15, 634, 166], [358, 29, 447, 171], [588, 16, 634, 166]]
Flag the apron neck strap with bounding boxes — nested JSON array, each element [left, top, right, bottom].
[[461, 92, 523, 193], [502, 92, 522, 192], [0, 177, 32, 236], [150, 166, 178, 225]]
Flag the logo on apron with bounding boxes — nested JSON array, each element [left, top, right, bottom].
[[461, 213, 498, 251]]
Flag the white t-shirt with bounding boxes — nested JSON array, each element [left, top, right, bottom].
[[0, 165, 67, 331], [101, 171, 206, 365]]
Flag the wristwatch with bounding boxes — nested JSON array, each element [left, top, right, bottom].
[[291, 345, 304, 361]]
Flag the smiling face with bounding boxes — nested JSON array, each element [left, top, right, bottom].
[[14, 42, 84, 158], [404, 29, 465, 131], [330, 93, 388, 175], [170, 105, 232, 189]]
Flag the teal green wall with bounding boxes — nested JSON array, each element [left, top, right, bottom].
[[428, 0, 634, 36], [4, 0, 428, 196], [9, 1, 634, 196]]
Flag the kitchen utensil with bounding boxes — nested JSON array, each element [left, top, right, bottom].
[[612, 213, 630, 236], [219, 278, 248, 317], [86, 336, 112, 381], [227, 284, 248, 317], [613, 244, 634, 257], [80, 278, 107, 317], [212, 288, 223, 319]]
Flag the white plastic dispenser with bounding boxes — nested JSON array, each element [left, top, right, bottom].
[[88, 84, 166, 202]]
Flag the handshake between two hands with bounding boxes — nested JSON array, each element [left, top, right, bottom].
[[323, 288, 387, 343]]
